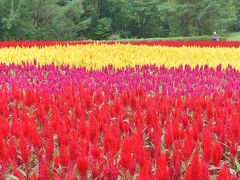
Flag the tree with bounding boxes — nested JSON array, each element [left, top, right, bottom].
[[0, 0, 23, 40], [233, 0, 240, 31], [0, 0, 239, 40], [53, 0, 91, 40], [0, 0, 60, 40], [126, 0, 164, 38], [166, 0, 237, 36]]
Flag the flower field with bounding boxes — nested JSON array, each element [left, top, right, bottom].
[[0, 41, 239, 179]]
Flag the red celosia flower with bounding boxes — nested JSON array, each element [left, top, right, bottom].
[[89, 113, 99, 142], [119, 150, 131, 169], [199, 160, 209, 180], [119, 138, 133, 169], [39, 162, 50, 180], [19, 136, 29, 165], [165, 122, 173, 149], [191, 121, 199, 141], [130, 96, 137, 110], [215, 118, 224, 137], [66, 167, 76, 180], [122, 90, 129, 106], [31, 126, 42, 150], [91, 145, 101, 159], [172, 118, 180, 140], [184, 148, 209, 180], [230, 140, 237, 158], [184, 165, 192, 180], [182, 135, 194, 161], [173, 156, 181, 180], [211, 142, 223, 166], [156, 154, 170, 180], [45, 138, 54, 162], [59, 145, 69, 167], [191, 150, 200, 180], [202, 129, 212, 162], [104, 159, 118, 179], [138, 160, 153, 180], [77, 156, 88, 177], [8, 137, 17, 162], [113, 98, 121, 115]]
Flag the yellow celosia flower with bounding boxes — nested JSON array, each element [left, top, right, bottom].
[[0, 44, 240, 69]]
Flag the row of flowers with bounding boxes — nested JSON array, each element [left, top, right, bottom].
[[1, 44, 240, 69], [1, 40, 240, 48], [0, 85, 239, 179], [0, 63, 240, 95]]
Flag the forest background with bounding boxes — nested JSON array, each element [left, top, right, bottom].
[[0, 0, 240, 40]]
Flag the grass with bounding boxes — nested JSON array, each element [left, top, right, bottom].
[[105, 35, 214, 42], [227, 32, 240, 41], [104, 36, 228, 42], [81, 32, 240, 42], [101, 32, 240, 42]]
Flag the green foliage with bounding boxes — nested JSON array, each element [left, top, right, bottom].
[[234, 0, 240, 31], [94, 18, 112, 40], [0, 0, 239, 40], [166, 0, 237, 36], [53, 0, 91, 40], [126, 0, 163, 38]]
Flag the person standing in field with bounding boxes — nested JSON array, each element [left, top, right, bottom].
[[212, 32, 219, 41]]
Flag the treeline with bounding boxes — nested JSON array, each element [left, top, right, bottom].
[[0, 0, 239, 40]]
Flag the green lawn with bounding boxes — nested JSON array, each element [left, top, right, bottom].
[[101, 32, 240, 42], [227, 32, 240, 40]]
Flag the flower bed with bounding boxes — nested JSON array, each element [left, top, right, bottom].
[[0, 41, 239, 179], [1, 44, 240, 69]]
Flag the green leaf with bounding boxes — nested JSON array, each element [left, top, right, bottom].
[[18, 168, 27, 177], [5, 175, 19, 180], [235, 158, 240, 173]]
